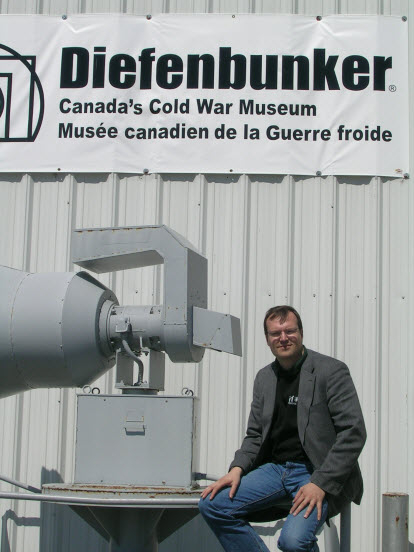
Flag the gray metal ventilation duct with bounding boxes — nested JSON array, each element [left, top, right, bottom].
[[0, 267, 116, 396], [0, 225, 241, 398]]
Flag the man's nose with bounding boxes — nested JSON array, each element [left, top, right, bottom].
[[279, 331, 289, 341]]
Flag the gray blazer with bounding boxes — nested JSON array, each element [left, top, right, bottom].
[[229, 349, 367, 519]]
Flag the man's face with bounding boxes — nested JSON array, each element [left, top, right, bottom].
[[266, 311, 303, 367]]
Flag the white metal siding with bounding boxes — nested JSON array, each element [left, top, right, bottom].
[[0, 1, 412, 551]]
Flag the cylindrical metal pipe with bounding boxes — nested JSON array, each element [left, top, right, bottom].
[[108, 305, 164, 352], [0, 474, 41, 493], [0, 491, 200, 508], [323, 518, 339, 551], [0, 266, 117, 397], [340, 502, 351, 552], [382, 493, 409, 552]]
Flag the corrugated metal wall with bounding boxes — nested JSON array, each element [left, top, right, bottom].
[[0, 1, 412, 551]]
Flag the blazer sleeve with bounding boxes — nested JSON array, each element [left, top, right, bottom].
[[229, 370, 265, 474], [310, 361, 367, 496]]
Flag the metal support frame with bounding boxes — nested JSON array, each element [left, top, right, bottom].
[[0, 485, 201, 552], [72, 225, 241, 373], [0, 225, 243, 549]]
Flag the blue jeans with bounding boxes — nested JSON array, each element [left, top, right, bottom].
[[199, 462, 328, 552]]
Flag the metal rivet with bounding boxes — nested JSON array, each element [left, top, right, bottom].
[[229, 169, 233, 172], [57, 168, 61, 171], [316, 171, 322, 177], [143, 168, 149, 174], [316, 15, 322, 21], [403, 173, 409, 179], [146, 14, 152, 20], [402, 16, 407, 22], [62, 14, 67, 20], [232, 14, 235, 18]]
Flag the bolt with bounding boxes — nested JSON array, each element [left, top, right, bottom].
[[62, 14, 67, 20], [402, 16, 407, 22], [316, 15, 322, 21], [146, 14, 152, 20], [316, 171, 322, 177]]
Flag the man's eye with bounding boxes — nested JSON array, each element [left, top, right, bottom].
[[269, 328, 298, 338]]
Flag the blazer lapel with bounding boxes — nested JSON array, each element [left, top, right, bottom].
[[298, 354, 316, 444], [262, 363, 278, 439]]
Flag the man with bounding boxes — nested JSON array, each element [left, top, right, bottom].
[[199, 305, 366, 552]]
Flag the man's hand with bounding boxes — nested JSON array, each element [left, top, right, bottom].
[[200, 467, 243, 500], [290, 482, 325, 520]]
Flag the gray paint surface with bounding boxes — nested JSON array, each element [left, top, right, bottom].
[[0, 267, 117, 395], [75, 395, 194, 487]]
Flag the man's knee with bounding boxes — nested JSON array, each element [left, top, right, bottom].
[[278, 531, 317, 552], [199, 494, 236, 526], [199, 496, 221, 522], [198, 497, 211, 519]]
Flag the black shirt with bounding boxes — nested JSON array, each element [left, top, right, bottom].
[[270, 347, 310, 464]]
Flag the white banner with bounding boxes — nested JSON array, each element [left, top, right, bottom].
[[0, 14, 408, 176]]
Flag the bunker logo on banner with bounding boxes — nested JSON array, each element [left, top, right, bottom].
[[0, 14, 408, 176]]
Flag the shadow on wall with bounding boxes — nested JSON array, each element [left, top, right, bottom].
[[0, 472, 107, 551], [160, 512, 223, 551], [162, 516, 333, 551], [1, 510, 40, 552]]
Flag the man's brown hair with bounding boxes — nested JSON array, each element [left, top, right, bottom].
[[263, 305, 303, 337]]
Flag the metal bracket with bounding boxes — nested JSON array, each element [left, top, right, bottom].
[[72, 225, 242, 363]]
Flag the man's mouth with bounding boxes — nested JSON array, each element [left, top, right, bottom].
[[278, 344, 291, 351]]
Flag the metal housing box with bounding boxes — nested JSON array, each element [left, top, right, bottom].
[[75, 394, 195, 486]]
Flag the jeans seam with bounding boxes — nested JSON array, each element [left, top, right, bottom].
[[229, 488, 287, 516]]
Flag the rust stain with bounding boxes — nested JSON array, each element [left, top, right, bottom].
[[43, 484, 200, 497], [396, 516, 400, 524]]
